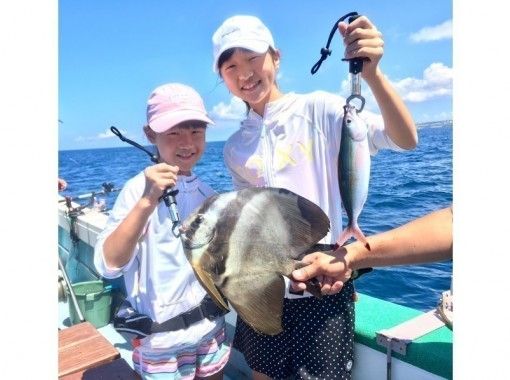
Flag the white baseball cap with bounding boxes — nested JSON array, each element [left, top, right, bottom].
[[212, 15, 276, 73]]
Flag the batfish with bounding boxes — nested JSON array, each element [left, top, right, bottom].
[[180, 187, 330, 335], [337, 104, 371, 249]]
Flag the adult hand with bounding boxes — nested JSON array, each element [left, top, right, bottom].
[[291, 248, 353, 296]]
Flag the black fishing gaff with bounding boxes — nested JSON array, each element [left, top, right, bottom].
[[310, 11, 368, 112], [110, 126, 181, 237]]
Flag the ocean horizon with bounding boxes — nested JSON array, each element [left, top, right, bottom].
[[58, 120, 452, 153]]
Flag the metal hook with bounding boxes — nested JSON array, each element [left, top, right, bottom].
[[346, 94, 365, 113], [172, 222, 181, 238]]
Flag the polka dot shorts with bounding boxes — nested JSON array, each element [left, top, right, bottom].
[[233, 280, 355, 380]]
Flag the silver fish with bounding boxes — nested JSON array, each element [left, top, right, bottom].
[[180, 187, 330, 335], [337, 104, 371, 248]]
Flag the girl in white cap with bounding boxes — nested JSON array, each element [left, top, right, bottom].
[[212, 15, 417, 380], [94, 83, 230, 380]]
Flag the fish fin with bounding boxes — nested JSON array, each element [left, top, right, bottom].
[[191, 264, 229, 311], [222, 272, 286, 335], [268, 188, 331, 258], [223, 188, 329, 260]]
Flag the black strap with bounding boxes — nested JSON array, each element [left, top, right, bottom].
[[151, 296, 227, 334], [310, 12, 359, 74], [114, 296, 228, 337]]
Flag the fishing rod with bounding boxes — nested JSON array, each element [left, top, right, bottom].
[[310, 11, 369, 112], [110, 126, 181, 236], [73, 182, 117, 200], [58, 182, 119, 202], [59, 182, 120, 217]]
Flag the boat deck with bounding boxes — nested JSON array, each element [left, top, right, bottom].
[[58, 198, 452, 379]]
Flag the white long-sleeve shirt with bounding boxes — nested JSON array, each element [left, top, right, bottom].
[[223, 91, 404, 297], [94, 172, 223, 350]]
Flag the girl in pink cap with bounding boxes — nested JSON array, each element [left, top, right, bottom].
[[212, 15, 417, 380], [94, 83, 230, 380]]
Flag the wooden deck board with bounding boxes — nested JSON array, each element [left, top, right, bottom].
[[58, 322, 120, 378]]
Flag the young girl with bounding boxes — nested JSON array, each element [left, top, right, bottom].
[[94, 83, 231, 380], [212, 15, 417, 380]]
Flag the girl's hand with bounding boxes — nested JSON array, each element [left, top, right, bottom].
[[338, 16, 384, 80], [142, 163, 179, 205]]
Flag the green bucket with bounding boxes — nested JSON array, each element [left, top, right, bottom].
[[68, 280, 112, 328]]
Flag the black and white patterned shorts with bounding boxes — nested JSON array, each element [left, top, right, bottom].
[[233, 280, 355, 380]]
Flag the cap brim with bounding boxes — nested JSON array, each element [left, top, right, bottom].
[[149, 110, 214, 133], [213, 40, 270, 73]]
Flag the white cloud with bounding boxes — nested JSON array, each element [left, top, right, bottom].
[[417, 111, 453, 124], [97, 128, 120, 139], [337, 62, 452, 117], [410, 20, 452, 43], [211, 96, 246, 121], [394, 62, 452, 102], [75, 127, 128, 142]]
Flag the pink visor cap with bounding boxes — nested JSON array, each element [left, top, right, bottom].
[[146, 83, 214, 133], [212, 15, 275, 73]]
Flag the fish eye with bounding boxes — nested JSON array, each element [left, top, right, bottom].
[[191, 214, 204, 227], [183, 227, 215, 250]]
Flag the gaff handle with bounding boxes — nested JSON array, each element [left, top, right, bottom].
[[341, 15, 368, 75]]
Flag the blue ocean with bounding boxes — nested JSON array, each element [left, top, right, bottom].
[[58, 122, 452, 312]]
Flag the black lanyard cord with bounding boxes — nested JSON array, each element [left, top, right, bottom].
[[110, 126, 159, 163], [110, 126, 181, 236], [310, 12, 359, 75]]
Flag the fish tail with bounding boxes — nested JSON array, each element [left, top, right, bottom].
[[352, 224, 371, 251], [336, 227, 354, 247], [336, 224, 371, 250]]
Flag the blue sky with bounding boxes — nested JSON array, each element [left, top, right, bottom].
[[58, 0, 452, 151]]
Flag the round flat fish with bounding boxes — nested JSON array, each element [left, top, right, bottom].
[[180, 187, 330, 335]]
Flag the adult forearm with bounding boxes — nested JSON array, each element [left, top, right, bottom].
[[103, 198, 155, 268], [364, 69, 418, 150], [346, 207, 453, 270]]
